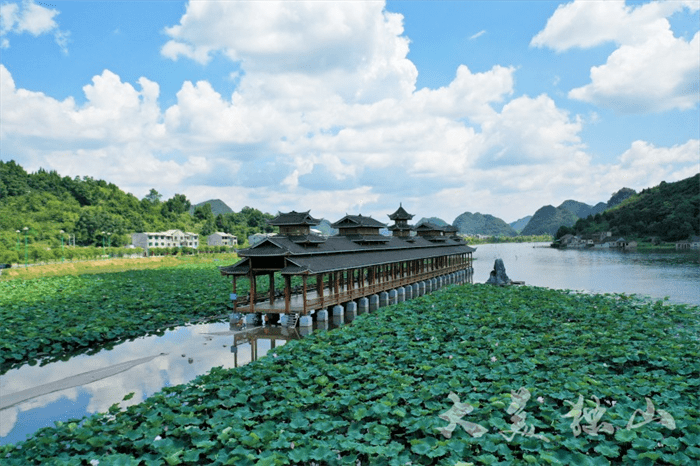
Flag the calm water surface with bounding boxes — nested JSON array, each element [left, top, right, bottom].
[[2, 244, 698, 445], [0, 319, 344, 446], [472, 243, 700, 306]]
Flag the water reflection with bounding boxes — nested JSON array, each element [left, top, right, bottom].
[[0, 319, 340, 446]]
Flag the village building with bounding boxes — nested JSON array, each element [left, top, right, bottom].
[[676, 235, 700, 250], [131, 229, 199, 252], [219, 206, 475, 327], [207, 232, 238, 247]]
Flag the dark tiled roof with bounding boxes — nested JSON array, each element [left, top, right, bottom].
[[388, 224, 414, 231], [290, 234, 327, 244], [284, 244, 473, 274], [414, 221, 441, 231], [220, 234, 475, 275], [268, 210, 321, 226], [331, 214, 387, 229], [388, 204, 414, 220], [218, 258, 250, 275], [346, 234, 391, 243]]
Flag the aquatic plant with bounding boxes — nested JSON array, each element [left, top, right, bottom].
[[2, 285, 698, 464]]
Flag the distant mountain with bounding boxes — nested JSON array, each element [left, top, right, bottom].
[[607, 187, 636, 208], [558, 200, 607, 219], [590, 202, 608, 216], [520, 205, 580, 236], [416, 217, 448, 227], [520, 199, 608, 236], [509, 216, 532, 234], [189, 199, 233, 217], [452, 212, 517, 237], [314, 219, 338, 236]]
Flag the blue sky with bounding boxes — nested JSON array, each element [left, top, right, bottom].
[[1, 0, 698, 224]]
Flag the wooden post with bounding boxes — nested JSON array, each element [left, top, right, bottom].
[[284, 275, 291, 313], [302, 274, 308, 315], [335, 272, 340, 300], [318, 273, 324, 308], [232, 276, 238, 311], [249, 271, 255, 313]]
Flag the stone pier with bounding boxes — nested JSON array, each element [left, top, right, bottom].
[[358, 297, 369, 313], [397, 287, 405, 302], [388, 289, 397, 305], [299, 315, 313, 327], [379, 291, 389, 307], [345, 301, 357, 318]]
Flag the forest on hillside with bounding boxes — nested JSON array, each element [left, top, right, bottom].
[[557, 174, 699, 242], [0, 161, 275, 260]]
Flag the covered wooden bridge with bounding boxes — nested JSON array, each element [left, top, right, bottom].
[[219, 206, 474, 326]]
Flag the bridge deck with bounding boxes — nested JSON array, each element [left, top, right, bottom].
[[233, 265, 472, 314]]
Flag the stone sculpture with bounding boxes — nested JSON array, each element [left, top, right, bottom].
[[486, 258, 511, 286]]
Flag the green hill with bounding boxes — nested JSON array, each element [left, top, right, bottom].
[[607, 187, 636, 208], [415, 217, 448, 227], [452, 212, 517, 236], [558, 200, 607, 219], [509, 215, 532, 233], [0, 161, 275, 262], [189, 199, 234, 217], [570, 174, 699, 241], [520, 205, 580, 236]]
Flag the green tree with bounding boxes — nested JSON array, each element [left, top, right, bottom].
[[143, 189, 162, 205]]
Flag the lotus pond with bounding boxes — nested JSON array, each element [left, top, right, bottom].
[[0, 262, 262, 374], [1, 284, 698, 465]]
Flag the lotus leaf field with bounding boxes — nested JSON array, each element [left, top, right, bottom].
[[2, 281, 699, 465], [0, 261, 258, 373]]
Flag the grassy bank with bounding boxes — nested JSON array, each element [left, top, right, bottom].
[[2, 285, 698, 465], [0, 253, 240, 281]]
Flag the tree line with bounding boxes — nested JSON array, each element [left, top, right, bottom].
[[556, 174, 699, 242], [0, 161, 275, 263]]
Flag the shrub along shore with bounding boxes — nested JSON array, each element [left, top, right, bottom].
[[2, 284, 699, 465]]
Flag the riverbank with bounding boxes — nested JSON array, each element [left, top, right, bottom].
[[0, 252, 240, 281], [2, 285, 698, 465]]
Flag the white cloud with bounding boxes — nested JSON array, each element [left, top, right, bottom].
[[161, 1, 417, 103], [569, 30, 699, 113], [479, 94, 585, 166], [2, 2, 699, 224], [469, 30, 486, 40], [532, 0, 700, 113], [0, 0, 69, 51]]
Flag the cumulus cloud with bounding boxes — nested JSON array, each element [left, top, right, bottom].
[[0, 0, 69, 51], [2, 1, 698, 224], [532, 0, 699, 113], [161, 0, 417, 103]]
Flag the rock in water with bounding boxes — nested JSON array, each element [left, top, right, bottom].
[[486, 259, 511, 286]]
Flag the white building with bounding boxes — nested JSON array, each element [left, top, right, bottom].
[[207, 232, 238, 247], [131, 229, 199, 252]]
